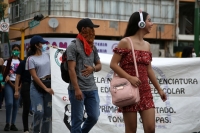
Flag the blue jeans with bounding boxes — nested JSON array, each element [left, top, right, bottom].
[[4, 83, 19, 124], [68, 90, 100, 133], [30, 81, 52, 133]]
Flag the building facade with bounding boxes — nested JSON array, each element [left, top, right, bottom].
[[0, 0, 9, 57], [7, 0, 196, 57]]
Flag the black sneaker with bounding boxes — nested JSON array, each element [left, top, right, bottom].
[[4, 123, 10, 131], [10, 124, 18, 131]]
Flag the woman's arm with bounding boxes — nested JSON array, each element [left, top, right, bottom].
[[14, 74, 21, 99], [2, 60, 10, 82], [147, 63, 167, 101], [29, 69, 54, 95]]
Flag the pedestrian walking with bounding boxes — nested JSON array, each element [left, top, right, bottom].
[[67, 18, 102, 133], [110, 11, 167, 133], [26, 35, 54, 133], [14, 48, 32, 133], [3, 44, 21, 131]]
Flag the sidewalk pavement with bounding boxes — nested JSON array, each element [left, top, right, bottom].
[[0, 107, 32, 133]]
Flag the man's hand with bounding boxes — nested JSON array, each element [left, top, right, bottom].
[[75, 89, 83, 100], [81, 65, 94, 77]]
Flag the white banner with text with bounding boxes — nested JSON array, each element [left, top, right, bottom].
[[50, 48, 200, 133]]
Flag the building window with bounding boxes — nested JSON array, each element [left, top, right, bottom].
[[10, 0, 175, 24]]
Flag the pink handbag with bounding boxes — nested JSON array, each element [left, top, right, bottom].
[[110, 37, 140, 107]]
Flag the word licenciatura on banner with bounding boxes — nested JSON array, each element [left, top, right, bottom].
[[50, 48, 200, 133]]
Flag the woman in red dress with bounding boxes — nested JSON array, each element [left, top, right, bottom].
[[110, 11, 167, 133]]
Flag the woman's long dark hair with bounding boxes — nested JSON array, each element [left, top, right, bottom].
[[181, 46, 193, 58], [124, 11, 149, 37], [29, 43, 39, 55], [12, 44, 20, 50]]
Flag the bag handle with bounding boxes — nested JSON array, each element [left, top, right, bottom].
[[126, 37, 139, 77], [113, 37, 139, 78]]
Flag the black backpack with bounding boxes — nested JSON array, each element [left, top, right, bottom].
[[60, 40, 76, 83]]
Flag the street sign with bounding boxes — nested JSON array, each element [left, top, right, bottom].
[[29, 20, 40, 29], [0, 22, 9, 32]]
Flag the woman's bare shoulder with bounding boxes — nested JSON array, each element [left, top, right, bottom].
[[117, 38, 129, 49], [144, 41, 151, 52]]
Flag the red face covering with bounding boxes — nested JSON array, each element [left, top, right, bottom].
[[76, 27, 95, 56]]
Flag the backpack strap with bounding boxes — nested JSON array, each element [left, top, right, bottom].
[[3, 57, 12, 81], [71, 39, 79, 61], [64, 39, 79, 70]]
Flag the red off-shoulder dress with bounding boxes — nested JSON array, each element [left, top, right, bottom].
[[113, 48, 155, 112]]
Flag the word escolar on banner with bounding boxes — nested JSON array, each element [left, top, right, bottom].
[[50, 48, 200, 133]]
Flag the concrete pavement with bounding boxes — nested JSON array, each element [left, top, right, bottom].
[[0, 107, 32, 133]]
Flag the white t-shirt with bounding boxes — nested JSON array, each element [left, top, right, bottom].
[[3, 59, 20, 81]]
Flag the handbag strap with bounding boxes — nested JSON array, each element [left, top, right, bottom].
[[126, 37, 139, 77]]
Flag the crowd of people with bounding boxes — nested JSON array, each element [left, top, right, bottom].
[[3, 10, 198, 133]]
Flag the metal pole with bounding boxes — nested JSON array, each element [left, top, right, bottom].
[[48, 0, 51, 15], [9, 27, 22, 31], [194, 0, 200, 57], [20, 30, 25, 60], [9, 15, 49, 60], [175, 0, 179, 47]]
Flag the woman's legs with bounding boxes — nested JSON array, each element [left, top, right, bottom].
[[11, 92, 20, 124], [41, 92, 52, 133], [139, 108, 155, 133], [4, 83, 19, 131], [4, 83, 13, 124], [21, 82, 31, 132], [123, 111, 137, 133], [30, 82, 44, 133]]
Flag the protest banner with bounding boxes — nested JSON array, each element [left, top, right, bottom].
[[50, 48, 200, 133]]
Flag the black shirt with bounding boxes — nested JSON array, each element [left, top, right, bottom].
[[16, 59, 31, 83]]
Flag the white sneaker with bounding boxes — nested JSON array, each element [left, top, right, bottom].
[[24, 131, 29, 133], [29, 125, 33, 133]]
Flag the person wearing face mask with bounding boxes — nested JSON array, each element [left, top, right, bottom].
[[14, 47, 33, 133], [26, 35, 54, 133], [181, 46, 196, 58], [67, 18, 102, 133], [2, 44, 21, 131]]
